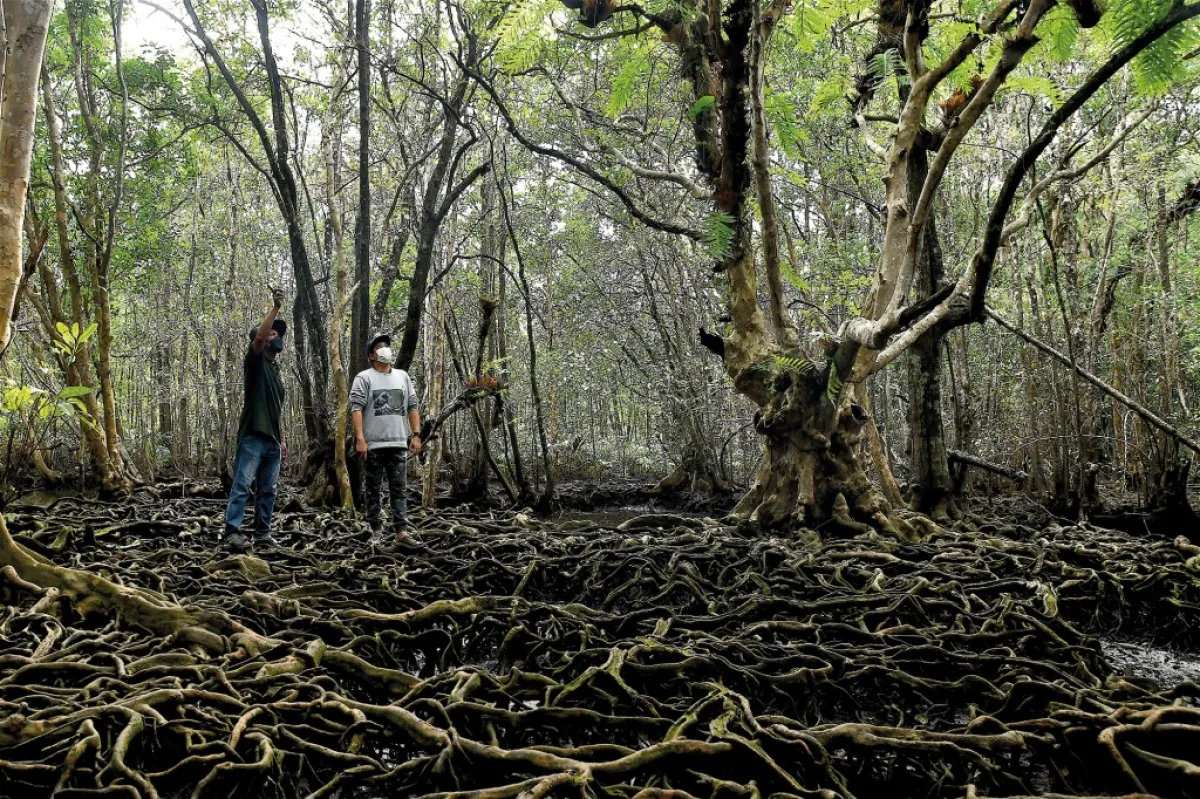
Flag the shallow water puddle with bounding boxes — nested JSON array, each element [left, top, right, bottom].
[[1101, 639, 1200, 688]]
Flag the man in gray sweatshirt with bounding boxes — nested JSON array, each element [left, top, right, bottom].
[[350, 333, 422, 548]]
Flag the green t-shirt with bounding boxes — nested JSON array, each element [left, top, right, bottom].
[[238, 346, 284, 443]]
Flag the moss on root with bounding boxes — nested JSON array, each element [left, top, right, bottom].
[[1, 491, 1199, 797]]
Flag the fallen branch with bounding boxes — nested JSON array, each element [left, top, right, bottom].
[[948, 450, 1028, 482], [420, 385, 503, 444], [986, 307, 1200, 456]]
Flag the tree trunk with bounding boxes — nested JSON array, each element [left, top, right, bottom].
[[423, 293, 446, 509], [1044, 195, 1089, 518], [0, 0, 53, 352], [497, 167, 554, 505], [749, 0, 795, 348], [183, 0, 333, 484], [372, 227, 407, 332], [903, 147, 957, 521], [39, 70, 114, 485], [327, 108, 355, 511], [66, 0, 137, 489], [858, 381, 904, 509], [460, 182, 501, 500], [733, 375, 904, 535], [1079, 169, 1126, 511], [1015, 265, 1048, 495], [444, 309, 517, 503], [351, 0, 372, 375], [1144, 178, 1195, 523], [176, 216, 199, 472], [494, 236, 531, 503], [393, 48, 487, 372]]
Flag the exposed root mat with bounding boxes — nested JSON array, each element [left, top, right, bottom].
[[3, 494, 1200, 798]]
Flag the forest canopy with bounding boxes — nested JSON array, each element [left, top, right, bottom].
[[0, 0, 1194, 528], [1, 1, 1200, 795]]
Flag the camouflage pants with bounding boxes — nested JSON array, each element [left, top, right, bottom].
[[364, 447, 408, 530]]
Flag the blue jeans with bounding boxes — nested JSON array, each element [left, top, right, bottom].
[[224, 434, 281, 539]]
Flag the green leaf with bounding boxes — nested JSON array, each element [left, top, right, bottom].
[[702, 211, 736, 259], [826, 368, 844, 406], [609, 42, 653, 117], [494, 0, 557, 74], [1106, 0, 1198, 96], [77, 323, 98, 345], [765, 91, 804, 156], [782, 260, 811, 292], [774, 354, 818, 376], [789, 0, 835, 52], [57, 386, 93, 400], [1133, 23, 1197, 95], [3, 386, 34, 412], [1004, 74, 1062, 103], [688, 95, 716, 120], [1042, 7, 1080, 62], [869, 49, 907, 90], [809, 74, 850, 117]]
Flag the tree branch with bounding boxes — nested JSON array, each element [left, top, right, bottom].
[[456, 58, 704, 242], [968, 0, 1200, 317], [987, 307, 1200, 456], [435, 162, 491, 225], [1001, 104, 1155, 243], [850, 0, 1200, 370], [178, 0, 283, 195]]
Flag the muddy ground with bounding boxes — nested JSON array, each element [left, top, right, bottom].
[[2, 485, 1200, 798]]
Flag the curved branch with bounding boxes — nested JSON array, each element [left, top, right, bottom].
[[457, 59, 704, 242], [967, 0, 1200, 317], [851, 0, 1200, 371], [987, 307, 1200, 456]]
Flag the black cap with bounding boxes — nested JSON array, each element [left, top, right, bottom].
[[366, 332, 392, 357], [248, 319, 288, 341]]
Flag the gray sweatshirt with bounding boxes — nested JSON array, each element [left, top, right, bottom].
[[349, 367, 419, 450]]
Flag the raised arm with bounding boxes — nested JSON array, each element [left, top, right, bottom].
[[252, 287, 284, 353]]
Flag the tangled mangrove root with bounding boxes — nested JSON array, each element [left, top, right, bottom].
[[2, 488, 1200, 798]]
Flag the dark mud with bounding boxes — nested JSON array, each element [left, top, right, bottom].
[[1102, 640, 1200, 689]]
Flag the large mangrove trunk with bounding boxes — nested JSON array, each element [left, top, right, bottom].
[[733, 369, 893, 533], [552, 0, 1130, 534], [709, 1, 893, 532]]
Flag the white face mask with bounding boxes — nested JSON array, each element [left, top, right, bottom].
[[374, 346, 394, 365]]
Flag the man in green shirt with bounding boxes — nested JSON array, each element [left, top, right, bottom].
[[223, 288, 287, 552]]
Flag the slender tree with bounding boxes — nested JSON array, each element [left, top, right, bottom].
[[0, 0, 55, 354], [352, 0, 372, 374]]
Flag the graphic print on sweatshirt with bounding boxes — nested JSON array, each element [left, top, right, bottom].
[[371, 388, 409, 416]]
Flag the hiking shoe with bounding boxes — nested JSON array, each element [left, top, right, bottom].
[[223, 531, 251, 552], [253, 534, 281, 551], [384, 531, 420, 554]]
